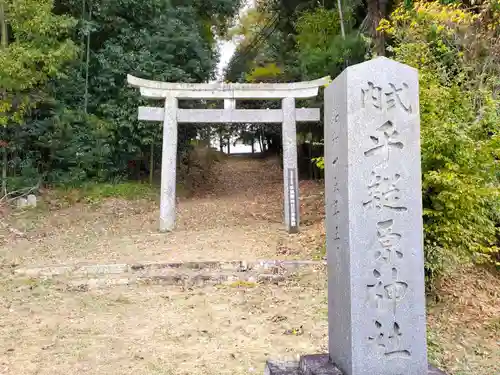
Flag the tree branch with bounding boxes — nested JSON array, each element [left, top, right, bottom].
[[0, 179, 41, 204]]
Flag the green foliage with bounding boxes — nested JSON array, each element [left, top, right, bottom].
[[0, 0, 78, 124], [2, 0, 242, 193], [296, 7, 345, 47], [55, 181, 159, 205], [381, 2, 500, 281], [310, 1, 500, 284], [245, 63, 283, 82], [295, 7, 368, 80], [6, 104, 114, 189], [311, 156, 324, 170]]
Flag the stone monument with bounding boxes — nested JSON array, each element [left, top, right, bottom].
[[264, 57, 447, 375]]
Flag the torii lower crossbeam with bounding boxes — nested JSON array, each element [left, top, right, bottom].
[[139, 107, 320, 123]]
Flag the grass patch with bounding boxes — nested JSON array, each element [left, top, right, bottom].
[[57, 182, 159, 205], [52, 181, 192, 206], [311, 244, 326, 261]]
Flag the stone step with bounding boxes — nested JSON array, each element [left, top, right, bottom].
[[265, 355, 447, 375], [13, 259, 324, 279], [62, 269, 290, 291]]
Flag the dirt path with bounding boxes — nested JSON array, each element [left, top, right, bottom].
[[0, 266, 498, 375], [1, 156, 325, 268], [0, 270, 328, 375]]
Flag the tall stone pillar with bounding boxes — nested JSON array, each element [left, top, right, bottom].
[[159, 96, 178, 232], [282, 97, 299, 233], [325, 57, 427, 375]]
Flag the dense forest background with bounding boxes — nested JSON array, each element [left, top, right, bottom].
[[1, 0, 499, 283]]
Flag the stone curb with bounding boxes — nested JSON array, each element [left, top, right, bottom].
[[14, 259, 325, 278], [265, 355, 448, 375], [65, 272, 289, 290]]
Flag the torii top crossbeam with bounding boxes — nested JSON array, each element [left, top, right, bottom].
[[127, 74, 331, 99]]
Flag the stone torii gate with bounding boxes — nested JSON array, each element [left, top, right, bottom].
[[127, 74, 329, 233]]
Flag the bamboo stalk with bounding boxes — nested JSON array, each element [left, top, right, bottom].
[[149, 142, 154, 185]]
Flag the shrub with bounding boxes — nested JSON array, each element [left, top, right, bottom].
[[381, 1, 500, 282], [313, 1, 500, 285]]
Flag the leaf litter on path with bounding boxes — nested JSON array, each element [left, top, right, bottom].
[[1, 156, 325, 267]]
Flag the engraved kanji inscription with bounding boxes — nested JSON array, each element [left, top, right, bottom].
[[288, 169, 298, 228], [331, 108, 340, 146], [332, 176, 340, 217], [361, 82, 383, 110], [332, 176, 340, 244], [367, 266, 408, 310], [364, 120, 404, 161], [362, 81, 412, 113], [376, 219, 404, 262], [368, 320, 411, 358], [385, 83, 412, 113], [331, 110, 340, 124], [363, 171, 408, 212]]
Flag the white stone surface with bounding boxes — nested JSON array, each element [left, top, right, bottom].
[[159, 96, 178, 232], [224, 99, 236, 110], [26, 194, 37, 207], [128, 74, 330, 99], [138, 107, 320, 123], [139, 87, 322, 100], [17, 197, 28, 209], [282, 97, 299, 233], [325, 57, 427, 375]]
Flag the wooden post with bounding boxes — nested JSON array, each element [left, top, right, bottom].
[[149, 142, 154, 185]]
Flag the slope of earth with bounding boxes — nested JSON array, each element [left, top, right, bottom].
[[0, 156, 325, 268]]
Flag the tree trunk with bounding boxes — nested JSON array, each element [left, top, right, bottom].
[[149, 142, 154, 185], [0, 1, 6, 47], [1, 0, 8, 196], [227, 137, 230, 154], [219, 134, 223, 152], [1, 146, 6, 196], [83, 4, 91, 113], [308, 133, 313, 180], [367, 0, 387, 56], [251, 138, 255, 154], [80, 0, 86, 64]]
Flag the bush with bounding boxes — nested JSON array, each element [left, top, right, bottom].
[[5, 106, 115, 190], [312, 2, 500, 285], [381, 1, 500, 282]]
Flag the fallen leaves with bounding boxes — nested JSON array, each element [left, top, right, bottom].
[[283, 326, 304, 336], [1, 156, 328, 265]]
